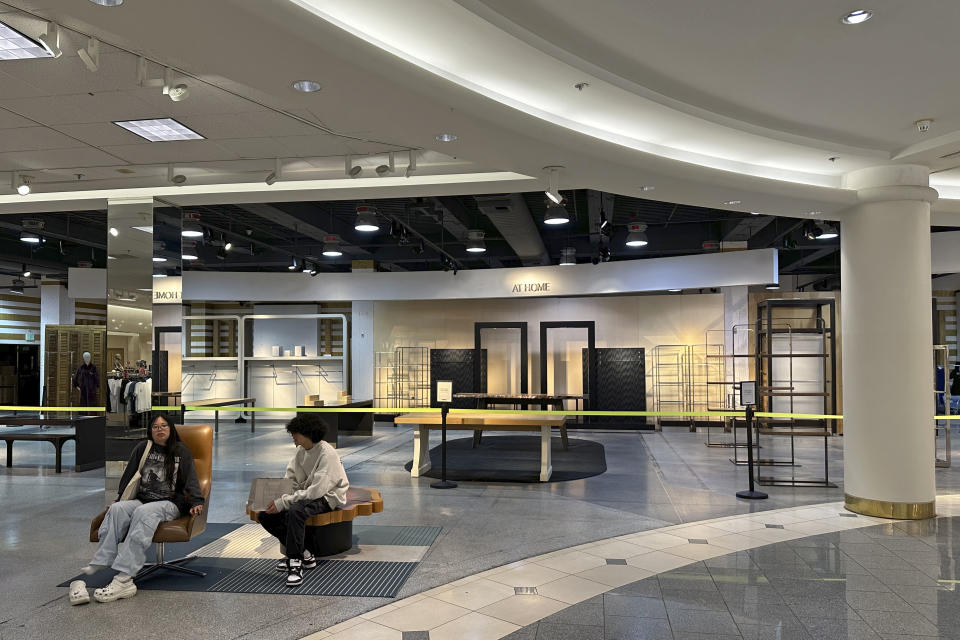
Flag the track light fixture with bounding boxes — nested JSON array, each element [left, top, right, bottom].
[[20, 231, 40, 243], [21, 265, 31, 278], [543, 166, 564, 205], [9, 279, 25, 295], [625, 222, 649, 247], [345, 155, 362, 178], [355, 205, 379, 232], [78, 37, 100, 72], [37, 23, 62, 58], [544, 202, 570, 225], [265, 158, 282, 185], [167, 163, 186, 185], [162, 67, 189, 101], [109, 227, 118, 237], [412, 240, 424, 255], [224, 240, 232, 251], [465, 230, 486, 253], [288, 256, 298, 271], [309, 266, 319, 276], [599, 246, 612, 263], [560, 247, 576, 266]]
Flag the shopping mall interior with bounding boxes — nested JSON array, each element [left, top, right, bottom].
[[3, 1, 960, 639]]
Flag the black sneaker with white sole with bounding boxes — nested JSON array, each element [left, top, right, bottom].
[[276, 557, 289, 572], [302, 550, 317, 570], [286, 559, 303, 587]]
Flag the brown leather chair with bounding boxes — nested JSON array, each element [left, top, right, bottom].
[[90, 424, 213, 579]]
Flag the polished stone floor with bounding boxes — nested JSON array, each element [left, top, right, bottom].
[[0, 420, 955, 640], [504, 517, 960, 640]]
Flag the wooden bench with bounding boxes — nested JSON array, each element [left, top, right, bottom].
[[2, 432, 75, 473], [246, 485, 383, 556]]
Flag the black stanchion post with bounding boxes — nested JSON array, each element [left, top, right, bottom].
[[432, 380, 457, 489], [431, 404, 457, 489], [736, 382, 767, 500]]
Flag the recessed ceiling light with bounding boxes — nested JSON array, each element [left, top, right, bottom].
[[750, 211, 761, 215], [109, 227, 118, 237], [639, 186, 655, 192], [0, 22, 56, 60], [152, 257, 167, 263], [668, 289, 682, 293], [841, 9, 873, 24], [808, 211, 823, 216], [722, 200, 741, 206], [89, 0, 123, 5], [181, 254, 198, 261], [114, 118, 204, 142], [436, 133, 458, 142], [292, 80, 322, 92]]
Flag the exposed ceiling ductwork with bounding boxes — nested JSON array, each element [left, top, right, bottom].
[[474, 194, 549, 266]]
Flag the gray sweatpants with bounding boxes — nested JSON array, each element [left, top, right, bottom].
[[91, 499, 180, 576]]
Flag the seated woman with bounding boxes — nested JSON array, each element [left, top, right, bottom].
[[81, 413, 203, 603]]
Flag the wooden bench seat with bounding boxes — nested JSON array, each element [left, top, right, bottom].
[[246, 486, 383, 556]]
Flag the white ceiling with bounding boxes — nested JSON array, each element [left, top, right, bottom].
[[0, 0, 958, 225]]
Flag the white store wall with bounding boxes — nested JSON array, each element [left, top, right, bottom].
[[372, 293, 725, 401]]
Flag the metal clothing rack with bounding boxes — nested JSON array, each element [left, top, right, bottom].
[[752, 299, 837, 488]]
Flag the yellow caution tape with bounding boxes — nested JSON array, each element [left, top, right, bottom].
[[0, 406, 105, 412]]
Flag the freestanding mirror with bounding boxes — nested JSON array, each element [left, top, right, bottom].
[[104, 198, 154, 495]]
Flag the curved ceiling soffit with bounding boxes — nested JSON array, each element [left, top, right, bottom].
[[289, 0, 903, 191]]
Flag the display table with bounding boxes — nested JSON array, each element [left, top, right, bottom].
[[0, 415, 105, 472], [453, 393, 584, 449], [394, 412, 568, 482], [186, 397, 256, 433]]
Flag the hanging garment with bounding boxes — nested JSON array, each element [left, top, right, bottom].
[[135, 378, 152, 414]]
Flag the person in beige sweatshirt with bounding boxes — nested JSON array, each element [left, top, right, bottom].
[[258, 414, 349, 587]]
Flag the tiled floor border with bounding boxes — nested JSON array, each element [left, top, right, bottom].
[[305, 495, 960, 640]]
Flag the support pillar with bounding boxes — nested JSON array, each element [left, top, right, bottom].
[[841, 165, 938, 518]]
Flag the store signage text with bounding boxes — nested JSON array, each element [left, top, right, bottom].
[[153, 276, 183, 304], [511, 282, 551, 293]]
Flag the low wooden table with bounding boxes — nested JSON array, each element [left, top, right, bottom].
[[186, 397, 256, 433], [394, 412, 568, 482]]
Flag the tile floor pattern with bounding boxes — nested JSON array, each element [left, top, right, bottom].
[[306, 496, 960, 640]]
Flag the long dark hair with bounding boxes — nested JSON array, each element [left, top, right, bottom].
[[148, 413, 180, 487]]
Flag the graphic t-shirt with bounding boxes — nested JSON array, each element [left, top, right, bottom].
[[137, 446, 180, 502]]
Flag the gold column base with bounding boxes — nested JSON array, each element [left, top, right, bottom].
[[844, 494, 936, 520]]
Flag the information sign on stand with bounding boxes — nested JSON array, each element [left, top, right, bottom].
[[432, 381, 457, 489], [736, 381, 767, 500]]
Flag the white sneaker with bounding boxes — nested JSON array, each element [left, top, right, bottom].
[[69, 580, 90, 606], [93, 576, 137, 602]]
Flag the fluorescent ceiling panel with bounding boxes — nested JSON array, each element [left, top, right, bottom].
[[0, 21, 55, 60], [113, 118, 204, 142]]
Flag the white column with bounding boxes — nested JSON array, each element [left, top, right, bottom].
[[351, 300, 374, 401], [841, 165, 937, 518]]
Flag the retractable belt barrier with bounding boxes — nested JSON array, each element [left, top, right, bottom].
[[2, 405, 958, 421]]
